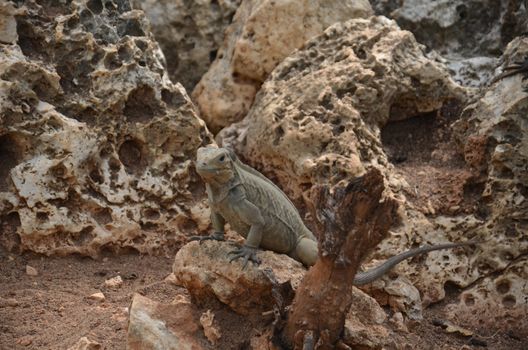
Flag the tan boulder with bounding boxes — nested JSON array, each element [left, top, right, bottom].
[[127, 293, 207, 350], [0, 0, 213, 256], [193, 0, 373, 132], [172, 240, 305, 314]]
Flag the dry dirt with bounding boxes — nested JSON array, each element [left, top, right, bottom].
[[0, 245, 525, 350], [381, 99, 484, 218]]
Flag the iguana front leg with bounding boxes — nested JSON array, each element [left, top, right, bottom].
[[190, 211, 226, 243], [228, 198, 265, 269]]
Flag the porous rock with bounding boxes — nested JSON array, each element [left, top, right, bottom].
[[131, 0, 242, 91], [343, 287, 392, 349], [444, 36, 528, 338], [218, 16, 483, 310], [172, 240, 305, 314], [0, 0, 213, 256], [127, 293, 207, 350], [192, 0, 373, 133], [371, 0, 528, 87], [389, 0, 527, 58], [219, 16, 466, 201]]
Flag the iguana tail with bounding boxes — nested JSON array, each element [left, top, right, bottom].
[[353, 241, 477, 286]]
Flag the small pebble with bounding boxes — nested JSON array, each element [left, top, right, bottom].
[[89, 292, 106, 302], [105, 275, 123, 288], [26, 265, 38, 276]]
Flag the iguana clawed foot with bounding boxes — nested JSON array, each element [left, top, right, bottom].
[[190, 231, 225, 245], [229, 245, 261, 269]]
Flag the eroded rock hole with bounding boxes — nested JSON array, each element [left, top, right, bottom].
[[0, 134, 22, 192], [143, 208, 160, 220], [73, 226, 95, 245], [0, 212, 21, 251], [118, 139, 146, 174], [123, 85, 162, 123], [463, 293, 475, 306], [94, 208, 112, 225], [502, 295, 516, 308], [381, 112, 437, 164], [496, 279, 511, 294], [87, 0, 103, 14]]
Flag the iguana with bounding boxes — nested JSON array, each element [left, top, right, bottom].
[[194, 146, 474, 285]]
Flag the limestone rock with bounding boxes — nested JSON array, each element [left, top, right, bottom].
[[131, 0, 242, 91], [218, 16, 481, 310], [219, 16, 466, 202], [25, 265, 38, 276], [343, 287, 392, 349], [67, 337, 101, 350], [0, 2, 19, 44], [127, 293, 207, 350], [192, 0, 373, 133], [88, 292, 106, 302], [0, 0, 213, 256], [199, 310, 221, 345], [390, 0, 527, 58], [444, 37, 528, 339], [371, 0, 528, 87], [104, 275, 123, 288], [172, 240, 305, 314], [446, 258, 528, 339]]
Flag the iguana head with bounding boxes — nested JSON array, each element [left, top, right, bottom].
[[195, 146, 236, 183]]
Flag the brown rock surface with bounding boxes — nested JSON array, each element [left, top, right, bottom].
[[127, 293, 208, 350], [0, 0, 213, 256], [192, 0, 373, 133], [371, 1, 528, 87], [219, 16, 466, 201], [172, 240, 304, 314], [131, 0, 242, 91], [444, 37, 528, 339]]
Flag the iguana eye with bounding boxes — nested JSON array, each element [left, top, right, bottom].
[[219, 155, 225, 162]]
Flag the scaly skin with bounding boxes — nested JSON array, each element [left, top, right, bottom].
[[195, 146, 475, 284]]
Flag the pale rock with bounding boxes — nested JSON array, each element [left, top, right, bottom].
[[105, 275, 123, 289], [25, 265, 38, 276], [173, 240, 305, 314], [193, 0, 373, 132], [0, 297, 19, 307], [199, 310, 221, 345], [443, 37, 528, 339], [0, 0, 213, 256], [389, 312, 408, 333], [67, 337, 101, 350], [219, 16, 467, 202], [0, 2, 19, 44], [343, 288, 391, 349], [131, 0, 242, 91], [127, 293, 207, 350], [88, 292, 106, 302]]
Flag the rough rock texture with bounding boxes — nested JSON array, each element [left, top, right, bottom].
[[192, 0, 373, 133], [127, 293, 208, 350], [173, 238, 396, 349], [0, 0, 213, 256], [344, 288, 392, 349], [172, 240, 305, 314], [371, 0, 528, 87], [131, 0, 242, 92], [389, 0, 527, 57], [218, 16, 492, 313], [445, 37, 528, 339], [219, 16, 466, 201]]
